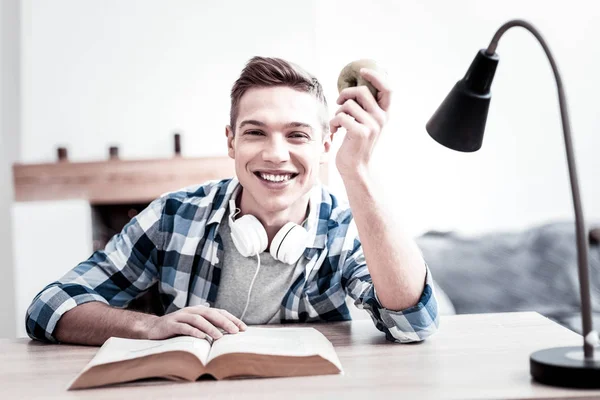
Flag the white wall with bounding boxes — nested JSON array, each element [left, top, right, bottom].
[[13, 201, 92, 338], [0, 0, 19, 338], [21, 0, 600, 238], [21, 0, 319, 162], [315, 0, 600, 236]]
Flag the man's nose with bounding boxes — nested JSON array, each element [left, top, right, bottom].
[[261, 136, 290, 163]]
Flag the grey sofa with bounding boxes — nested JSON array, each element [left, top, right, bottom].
[[416, 221, 600, 334]]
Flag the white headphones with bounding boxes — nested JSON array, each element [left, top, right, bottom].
[[228, 199, 309, 265]]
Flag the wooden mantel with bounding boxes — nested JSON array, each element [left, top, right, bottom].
[[13, 157, 329, 204], [13, 156, 236, 204]]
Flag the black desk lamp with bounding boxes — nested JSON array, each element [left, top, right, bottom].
[[426, 19, 600, 388]]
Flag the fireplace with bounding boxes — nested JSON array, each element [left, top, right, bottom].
[[91, 202, 150, 251]]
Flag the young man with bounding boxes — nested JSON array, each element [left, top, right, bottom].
[[26, 57, 438, 345]]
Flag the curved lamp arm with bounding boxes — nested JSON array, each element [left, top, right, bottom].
[[487, 19, 593, 359]]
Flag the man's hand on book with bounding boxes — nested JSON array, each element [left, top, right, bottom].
[[143, 306, 247, 341]]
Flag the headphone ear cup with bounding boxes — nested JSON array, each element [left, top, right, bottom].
[[229, 214, 268, 257], [270, 222, 309, 264]]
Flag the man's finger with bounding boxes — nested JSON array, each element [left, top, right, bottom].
[[335, 99, 382, 130], [336, 86, 380, 114], [330, 112, 369, 139], [199, 308, 240, 334], [177, 313, 223, 339], [359, 68, 392, 112], [217, 309, 247, 331], [359, 68, 390, 93], [175, 322, 208, 340]]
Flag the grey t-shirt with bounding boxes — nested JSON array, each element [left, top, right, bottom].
[[214, 207, 306, 324]]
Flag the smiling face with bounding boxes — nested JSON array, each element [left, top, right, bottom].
[[226, 86, 331, 219]]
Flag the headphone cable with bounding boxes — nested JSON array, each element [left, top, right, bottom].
[[240, 253, 261, 322]]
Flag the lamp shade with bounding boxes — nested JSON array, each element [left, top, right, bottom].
[[426, 50, 500, 152]]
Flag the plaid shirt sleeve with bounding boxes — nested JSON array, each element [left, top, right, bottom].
[[342, 237, 439, 343], [25, 197, 165, 343]]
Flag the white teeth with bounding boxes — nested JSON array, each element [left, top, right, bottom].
[[259, 173, 292, 182]]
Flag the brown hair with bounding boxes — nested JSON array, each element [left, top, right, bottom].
[[230, 56, 329, 135]]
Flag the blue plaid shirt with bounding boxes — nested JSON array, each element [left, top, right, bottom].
[[26, 178, 439, 343]]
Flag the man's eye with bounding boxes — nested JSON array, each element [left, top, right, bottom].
[[245, 130, 264, 136], [289, 132, 310, 139]]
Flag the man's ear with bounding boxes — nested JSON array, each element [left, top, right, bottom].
[[319, 129, 334, 164], [226, 125, 235, 159]]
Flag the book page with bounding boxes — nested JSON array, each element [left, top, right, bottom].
[[207, 327, 342, 370], [87, 336, 212, 369]]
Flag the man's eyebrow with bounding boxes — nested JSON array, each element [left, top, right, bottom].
[[239, 120, 267, 129], [283, 122, 313, 131], [238, 120, 313, 131]]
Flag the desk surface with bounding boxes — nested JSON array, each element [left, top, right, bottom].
[[2, 312, 599, 399]]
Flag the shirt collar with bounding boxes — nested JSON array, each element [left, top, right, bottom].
[[206, 178, 240, 226], [304, 184, 328, 250]]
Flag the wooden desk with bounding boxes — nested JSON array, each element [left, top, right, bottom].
[[2, 312, 599, 399]]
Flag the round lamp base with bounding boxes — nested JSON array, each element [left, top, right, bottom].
[[530, 347, 600, 388]]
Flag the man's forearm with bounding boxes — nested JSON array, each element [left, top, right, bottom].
[[54, 302, 157, 346], [343, 172, 427, 311]]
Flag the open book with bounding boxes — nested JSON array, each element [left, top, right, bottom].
[[68, 327, 343, 390]]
